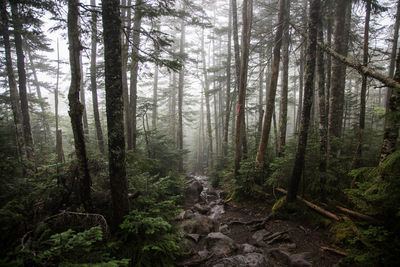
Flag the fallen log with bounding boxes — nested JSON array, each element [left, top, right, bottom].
[[320, 246, 347, 256], [289, 22, 400, 90], [275, 188, 341, 221], [335, 205, 376, 222]]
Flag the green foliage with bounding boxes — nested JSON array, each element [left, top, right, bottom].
[[233, 159, 264, 200], [21, 226, 129, 266]]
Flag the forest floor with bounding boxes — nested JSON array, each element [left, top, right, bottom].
[[176, 175, 343, 266]]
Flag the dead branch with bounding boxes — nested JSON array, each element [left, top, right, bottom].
[[335, 206, 377, 222], [275, 188, 341, 221], [320, 246, 347, 256], [289, 22, 400, 90]]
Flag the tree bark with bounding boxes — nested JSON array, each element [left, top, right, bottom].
[[80, 54, 89, 135], [256, 0, 286, 164], [327, 0, 351, 156], [102, 0, 129, 227], [10, 2, 36, 172], [201, 26, 214, 170], [122, 0, 132, 150], [67, 0, 92, 211], [90, 0, 105, 156], [353, 0, 371, 168], [223, 0, 233, 157], [152, 24, 160, 130], [0, 1, 27, 167], [287, 0, 320, 202], [129, 0, 143, 151], [317, 23, 327, 173], [278, 0, 290, 157], [234, 0, 253, 176], [177, 17, 185, 173], [55, 39, 65, 163]]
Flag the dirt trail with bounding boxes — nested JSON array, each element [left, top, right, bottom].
[[176, 175, 342, 266]]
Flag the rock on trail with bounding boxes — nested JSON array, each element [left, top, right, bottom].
[[176, 175, 341, 266]]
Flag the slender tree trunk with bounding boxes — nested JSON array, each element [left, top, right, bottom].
[[55, 39, 65, 163], [296, 47, 304, 132], [129, 0, 143, 151], [152, 24, 160, 130], [223, 0, 232, 157], [287, 0, 320, 202], [278, 0, 290, 157], [102, 0, 129, 227], [234, 0, 253, 176], [328, 0, 352, 157], [201, 27, 214, 169], [326, 6, 332, 123], [317, 23, 327, 173], [256, 0, 286, 164], [353, 0, 371, 167], [257, 53, 264, 142], [10, 2, 35, 170], [170, 72, 177, 141], [122, 0, 132, 149], [177, 17, 185, 173], [90, 0, 105, 155], [0, 1, 27, 166], [67, 0, 92, 211], [80, 54, 89, 135]]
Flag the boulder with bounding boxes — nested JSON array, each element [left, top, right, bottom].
[[239, 243, 259, 254], [214, 253, 268, 267], [289, 252, 313, 267], [181, 214, 215, 235], [193, 203, 210, 214], [206, 232, 235, 256], [219, 224, 230, 235], [185, 178, 203, 205]]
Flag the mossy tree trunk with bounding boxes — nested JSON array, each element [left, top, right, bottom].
[[102, 0, 129, 227], [67, 0, 92, 212], [0, 1, 27, 166], [10, 1, 36, 175], [234, 0, 253, 176], [287, 0, 320, 202]]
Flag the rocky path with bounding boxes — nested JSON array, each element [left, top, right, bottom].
[[176, 175, 342, 267]]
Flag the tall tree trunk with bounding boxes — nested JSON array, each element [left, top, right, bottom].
[[122, 0, 132, 149], [10, 2, 36, 171], [152, 24, 160, 130], [90, 0, 105, 156], [379, 46, 400, 169], [170, 72, 177, 141], [234, 0, 253, 176], [317, 22, 327, 173], [129, 0, 143, 151], [202, 26, 214, 169], [296, 46, 304, 132], [328, 0, 352, 157], [80, 54, 89, 135], [287, 0, 320, 202], [55, 39, 65, 163], [256, 0, 286, 164], [102, 0, 129, 227], [0, 1, 27, 166], [177, 17, 185, 173], [257, 53, 264, 142], [353, 0, 371, 167], [231, 0, 240, 138], [278, 0, 290, 157], [67, 0, 92, 211], [223, 0, 232, 157], [326, 5, 332, 124]]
